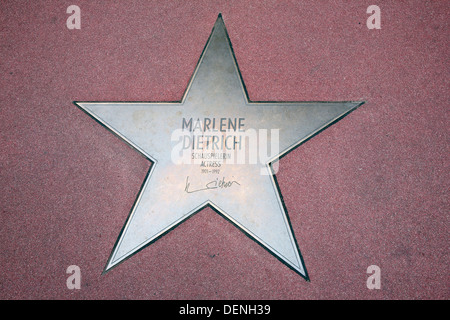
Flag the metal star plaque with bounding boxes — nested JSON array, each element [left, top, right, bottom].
[[75, 14, 363, 280]]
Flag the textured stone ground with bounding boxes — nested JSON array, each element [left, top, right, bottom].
[[1, 0, 448, 299]]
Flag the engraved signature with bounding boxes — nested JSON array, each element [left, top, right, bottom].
[[184, 176, 241, 193]]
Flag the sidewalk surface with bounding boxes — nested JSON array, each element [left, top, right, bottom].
[[1, 0, 448, 299]]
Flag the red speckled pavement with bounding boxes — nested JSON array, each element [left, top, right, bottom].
[[1, 1, 448, 299]]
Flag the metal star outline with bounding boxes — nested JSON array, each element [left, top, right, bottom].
[[75, 14, 363, 280]]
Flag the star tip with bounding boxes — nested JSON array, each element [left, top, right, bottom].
[[346, 100, 365, 113], [73, 100, 84, 106], [216, 13, 225, 23], [352, 101, 366, 112], [299, 270, 310, 282], [289, 262, 310, 281], [214, 13, 225, 28], [73, 101, 91, 113], [101, 265, 112, 275], [296, 269, 309, 281], [73, 101, 84, 109]]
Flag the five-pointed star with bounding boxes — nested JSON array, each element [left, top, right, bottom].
[[75, 14, 363, 280]]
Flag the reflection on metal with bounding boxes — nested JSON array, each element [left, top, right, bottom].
[[75, 14, 363, 280]]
